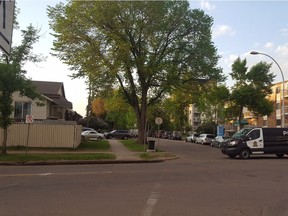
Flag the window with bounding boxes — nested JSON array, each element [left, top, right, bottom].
[[248, 130, 260, 140], [276, 87, 281, 94], [276, 119, 281, 126], [14, 102, 31, 119]]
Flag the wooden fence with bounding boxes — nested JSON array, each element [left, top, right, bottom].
[[0, 124, 82, 149]]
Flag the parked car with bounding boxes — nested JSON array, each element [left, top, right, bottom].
[[104, 130, 132, 139], [185, 133, 199, 143], [195, 134, 215, 145], [81, 130, 105, 141], [82, 127, 96, 132], [211, 136, 230, 148], [156, 130, 166, 138], [169, 131, 182, 140], [163, 131, 172, 139]]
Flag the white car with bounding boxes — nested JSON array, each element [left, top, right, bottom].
[[81, 130, 105, 141], [195, 134, 215, 145], [185, 133, 199, 143]]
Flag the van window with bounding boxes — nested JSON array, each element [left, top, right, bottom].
[[247, 129, 260, 140]]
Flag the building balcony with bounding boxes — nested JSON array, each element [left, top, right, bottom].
[[284, 89, 288, 98]]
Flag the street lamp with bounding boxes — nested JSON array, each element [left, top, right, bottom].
[[250, 51, 285, 127]]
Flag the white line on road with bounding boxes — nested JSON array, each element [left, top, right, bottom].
[[142, 191, 160, 216]]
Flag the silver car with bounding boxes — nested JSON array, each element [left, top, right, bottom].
[[185, 133, 199, 143], [195, 134, 215, 145], [81, 130, 105, 141]]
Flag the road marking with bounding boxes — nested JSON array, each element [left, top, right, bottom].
[[142, 192, 160, 216], [0, 171, 112, 177]]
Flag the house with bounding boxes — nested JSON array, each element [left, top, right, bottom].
[[12, 80, 81, 122]]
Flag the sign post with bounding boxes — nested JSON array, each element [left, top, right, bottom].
[[25, 115, 34, 156], [155, 117, 163, 150]]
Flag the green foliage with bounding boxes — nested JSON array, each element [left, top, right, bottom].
[[121, 139, 145, 152], [104, 90, 136, 129], [77, 140, 110, 150], [197, 84, 230, 124], [196, 121, 217, 135], [48, 1, 223, 144], [0, 153, 116, 162], [229, 57, 275, 127], [0, 25, 45, 154]]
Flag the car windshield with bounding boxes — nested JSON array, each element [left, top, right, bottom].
[[232, 128, 252, 139]]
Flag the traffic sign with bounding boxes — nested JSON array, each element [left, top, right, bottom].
[[25, 115, 34, 124], [155, 117, 163, 125]]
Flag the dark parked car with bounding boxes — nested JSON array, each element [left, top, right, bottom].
[[163, 131, 172, 139], [104, 130, 132, 139], [169, 131, 182, 140]]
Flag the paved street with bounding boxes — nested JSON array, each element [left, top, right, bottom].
[[1, 139, 288, 216]]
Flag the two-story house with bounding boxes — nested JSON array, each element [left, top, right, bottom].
[[12, 80, 80, 122]]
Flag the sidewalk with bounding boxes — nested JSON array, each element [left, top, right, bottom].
[[108, 139, 142, 161], [0, 139, 178, 165]]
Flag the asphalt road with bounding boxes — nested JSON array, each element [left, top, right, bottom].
[[1, 139, 288, 216]]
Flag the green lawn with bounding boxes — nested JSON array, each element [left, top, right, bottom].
[[0, 140, 115, 162], [121, 139, 147, 152]]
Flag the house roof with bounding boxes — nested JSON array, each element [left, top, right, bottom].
[[32, 81, 72, 109]]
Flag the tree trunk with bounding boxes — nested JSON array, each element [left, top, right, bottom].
[[1, 127, 7, 155], [238, 106, 244, 129]]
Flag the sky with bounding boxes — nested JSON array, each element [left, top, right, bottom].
[[10, 0, 288, 117]]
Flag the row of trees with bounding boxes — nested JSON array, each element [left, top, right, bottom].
[[0, 1, 275, 156], [47, 0, 274, 143], [85, 55, 274, 135]]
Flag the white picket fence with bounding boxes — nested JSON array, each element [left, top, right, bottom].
[[0, 124, 82, 149]]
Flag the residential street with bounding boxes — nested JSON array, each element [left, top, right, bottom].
[[1, 139, 288, 216]]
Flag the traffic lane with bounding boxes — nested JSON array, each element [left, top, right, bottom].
[[1, 144, 288, 216], [155, 139, 288, 215]]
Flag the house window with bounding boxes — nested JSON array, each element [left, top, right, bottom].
[[276, 87, 281, 94], [14, 102, 31, 119], [276, 119, 281, 127]]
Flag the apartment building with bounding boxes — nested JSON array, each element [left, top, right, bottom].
[[187, 104, 201, 132], [244, 80, 288, 127]]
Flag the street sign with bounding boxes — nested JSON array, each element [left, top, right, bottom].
[[25, 115, 34, 124], [155, 117, 163, 125], [0, 0, 15, 55]]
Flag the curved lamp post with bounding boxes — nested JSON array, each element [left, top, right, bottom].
[[250, 51, 285, 127]]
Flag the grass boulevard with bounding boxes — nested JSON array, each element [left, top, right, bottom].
[[0, 139, 176, 163]]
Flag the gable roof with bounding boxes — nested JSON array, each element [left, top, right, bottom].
[[32, 81, 72, 109]]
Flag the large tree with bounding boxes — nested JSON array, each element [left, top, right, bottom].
[[0, 25, 44, 154], [47, 1, 223, 144], [229, 57, 274, 128]]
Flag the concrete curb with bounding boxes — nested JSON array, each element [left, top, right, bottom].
[[0, 155, 180, 166]]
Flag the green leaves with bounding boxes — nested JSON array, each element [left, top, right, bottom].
[[229, 57, 275, 126]]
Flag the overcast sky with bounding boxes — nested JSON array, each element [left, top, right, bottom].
[[11, 0, 288, 117]]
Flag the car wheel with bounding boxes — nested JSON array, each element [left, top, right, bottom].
[[276, 154, 284, 158], [98, 137, 102, 140], [201, 141, 204, 145], [239, 149, 251, 159], [81, 136, 86, 141]]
